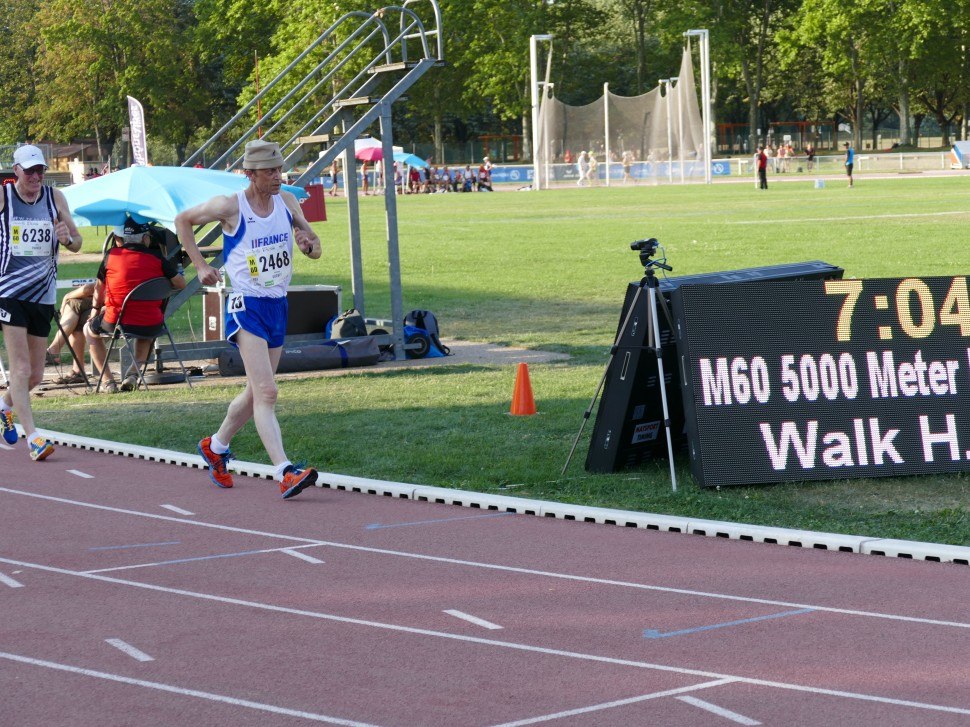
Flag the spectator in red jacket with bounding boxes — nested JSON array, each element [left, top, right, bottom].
[[756, 146, 768, 190], [84, 217, 186, 392]]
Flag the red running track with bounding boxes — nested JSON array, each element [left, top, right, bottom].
[[0, 443, 968, 726]]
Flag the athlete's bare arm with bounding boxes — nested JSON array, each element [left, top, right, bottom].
[[175, 194, 240, 287], [51, 188, 83, 252]]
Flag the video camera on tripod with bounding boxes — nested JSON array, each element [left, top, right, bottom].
[[630, 238, 672, 272], [563, 236, 679, 491]]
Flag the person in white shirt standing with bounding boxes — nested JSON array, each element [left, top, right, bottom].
[[176, 139, 323, 499], [0, 145, 83, 460]]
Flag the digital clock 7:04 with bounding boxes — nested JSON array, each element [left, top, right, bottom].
[[825, 276, 970, 342]]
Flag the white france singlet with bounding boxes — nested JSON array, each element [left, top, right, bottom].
[[222, 190, 294, 299]]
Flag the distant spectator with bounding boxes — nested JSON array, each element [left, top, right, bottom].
[[756, 145, 768, 190], [477, 157, 493, 191], [328, 160, 340, 197], [844, 142, 855, 188], [374, 159, 384, 194], [622, 150, 634, 184], [576, 150, 589, 186]]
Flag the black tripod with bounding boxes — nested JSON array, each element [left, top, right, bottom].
[[562, 239, 678, 492]]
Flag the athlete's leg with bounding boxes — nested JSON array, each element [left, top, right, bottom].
[[2, 324, 40, 436], [215, 329, 287, 465]]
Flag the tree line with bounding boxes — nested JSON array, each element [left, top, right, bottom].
[[3, 0, 966, 165]]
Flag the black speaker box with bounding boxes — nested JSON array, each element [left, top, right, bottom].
[[584, 261, 844, 473]]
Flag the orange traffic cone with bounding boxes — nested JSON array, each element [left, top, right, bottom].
[[510, 363, 537, 416]]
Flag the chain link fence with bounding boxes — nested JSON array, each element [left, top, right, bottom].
[[727, 151, 957, 179]]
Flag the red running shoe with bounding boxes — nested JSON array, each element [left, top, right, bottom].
[[280, 464, 318, 499], [198, 437, 233, 488]]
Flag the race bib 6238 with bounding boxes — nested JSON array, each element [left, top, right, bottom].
[[11, 221, 55, 257]]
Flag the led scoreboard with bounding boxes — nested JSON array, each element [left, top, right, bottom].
[[673, 275, 970, 487]]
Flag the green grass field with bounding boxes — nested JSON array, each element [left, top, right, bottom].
[[24, 175, 970, 545]]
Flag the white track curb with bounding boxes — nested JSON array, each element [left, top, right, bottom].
[[36, 428, 970, 566]]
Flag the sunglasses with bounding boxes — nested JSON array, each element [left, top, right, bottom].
[[19, 166, 45, 177]]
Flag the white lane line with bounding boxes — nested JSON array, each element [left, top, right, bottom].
[[489, 680, 735, 726], [444, 609, 503, 630], [0, 572, 24, 588], [83, 544, 325, 574], [728, 211, 969, 225], [677, 695, 761, 725], [105, 638, 154, 662], [160, 504, 194, 516], [89, 541, 181, 552], [1, 488, 968, 631], [3, 556, 970, 719], [0, 650, 382, 726], [281, 548, 325, 564], [67, 469, 94, 479]]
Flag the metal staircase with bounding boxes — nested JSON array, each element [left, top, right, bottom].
[[169, 1, 443, 360]]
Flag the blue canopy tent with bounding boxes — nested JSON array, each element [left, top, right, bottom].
[[63, 165, 308, 231]]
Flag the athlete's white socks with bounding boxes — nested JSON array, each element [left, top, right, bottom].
[[274, 461, 292, 481], [209, 434, 230, 454]]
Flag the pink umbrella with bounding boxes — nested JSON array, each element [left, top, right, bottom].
[[355, 146, 383, 162]]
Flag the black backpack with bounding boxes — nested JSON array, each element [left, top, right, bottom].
[[404, 309, 450, 355], [329, 308, 367, 338]]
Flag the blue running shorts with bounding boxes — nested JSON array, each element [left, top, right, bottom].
[[224, 294, 288, 349]]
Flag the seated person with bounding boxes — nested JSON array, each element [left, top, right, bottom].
[[46, 282, 95, 385], [478, 157, 493, 191], [407, 166, 421, 194], [84, 217, 186, 393]]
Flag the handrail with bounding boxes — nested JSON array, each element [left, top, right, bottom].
[[257, 11, 431, 164], [210, 14, 388, 170], [185, 3, 441, 172], [169, 1, 442, 325], [403, 0, 443, 60]]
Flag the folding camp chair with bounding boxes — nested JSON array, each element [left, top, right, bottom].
[[95, 277, 193, 392]]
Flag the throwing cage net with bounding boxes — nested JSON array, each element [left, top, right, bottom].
[[536, 48, 704, 186]]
